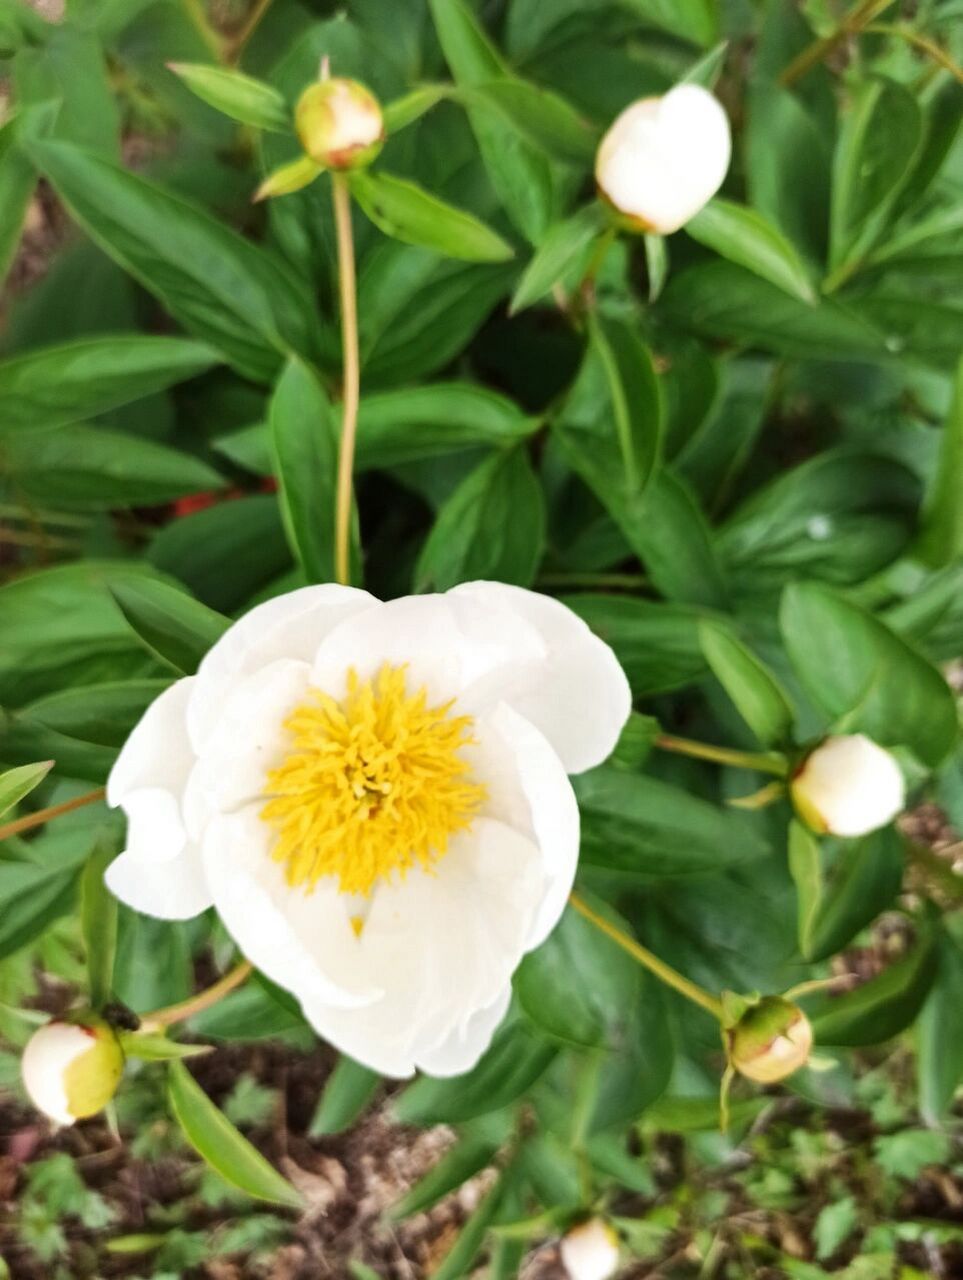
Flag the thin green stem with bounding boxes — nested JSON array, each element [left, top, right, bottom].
[[655, 734, 788, 777], [142, 961, 253, 1029], [331, 173, 361, 587], [179, 0, 224, 61], [569, 891, 724, 1020], [780, 0, 896, 87], [865, 23, 963, 85], [0, 787, 105, 842]]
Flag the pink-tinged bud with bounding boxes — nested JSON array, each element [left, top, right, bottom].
[[560, 1219, 620, 1280], [791, 734, 905, 838], [21, 1016, 124, 1126], [295, 77, 384, 170], [728, 997, 813, 1085], [595, 83, 730, 234]]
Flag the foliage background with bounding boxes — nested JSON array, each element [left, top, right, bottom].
[[1, 0, 963, 1276]]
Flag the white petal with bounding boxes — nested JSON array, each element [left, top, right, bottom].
[[791, 734, 905, 838], [471, 703, 581, 951], [105, 846, 213, 920], [596, 83, 731, 234], [201, 805, 380, 1010], [21, 1022, 91, 1126], [107, 677, 196, 806], [301, 817, 545, 1076], [450, 582, 632, 773], [187, 584, 377, 752], [310, 592, 546, 707], [416, 984, 512, 1077]]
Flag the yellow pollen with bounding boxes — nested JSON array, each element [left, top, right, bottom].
[[261, 663, 486, 897]]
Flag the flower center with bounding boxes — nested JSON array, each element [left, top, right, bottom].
[[261, 663, 486, 897]]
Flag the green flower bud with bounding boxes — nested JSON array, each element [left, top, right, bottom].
[[728, 996, 812, 1084], [295, 78, 384, 170], [21, 1014, 124, 1125]]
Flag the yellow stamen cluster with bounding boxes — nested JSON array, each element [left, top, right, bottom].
[[261, 664, 485, 897]]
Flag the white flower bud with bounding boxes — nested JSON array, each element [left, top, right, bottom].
[[729, 997, 813, 1085], [595, 83, 731, 234], [791, 734, 905, 838], [560, 1219, 620, 1280], [295, 77, 384, 170], [21, 1017, 124, 1126]]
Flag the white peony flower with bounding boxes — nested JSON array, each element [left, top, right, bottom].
[[595, 83, 731, 234], [105, 582, 630, 1077], [295, 77, 384, 170], [790, 733, 906, 838], [21, 1018, 124, 1126], [560, 1219, 621, 1280]]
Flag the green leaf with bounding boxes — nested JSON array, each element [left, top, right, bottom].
[[515, 895, 640, 1050], [829, 77, 922, 273], [780, 582, 958, 767], [510, 204, 606, 313], [80, 838, 118, 1009], [26, 139, 323, 383], [167, 1061, 303, 1208], [0, 843, 90, 960], [0, 760, 53, 818], [427, 0, 554, 243], [916, 355, 963, 568], [358, 383, 536, 466], [0, 116, 36, 290], [269, 357, 338, 584], [699, 621, 794, 747], [348, 169, 514, 263], [805, 914, 938, 1046], [167, 63, 289, 131], [814, 1195, 858, 1261], [382, 83, 449, 134], [388, 1134, 498, 1221], [686, 199, 816, 303], [415, 448, 545, 590], [2, 425, 225, 509], [118, 1031, 211, 1061], [186, 981, 304, 1041], [574, 767, 769, 878], [587, 312, 663, 496], [108, 575, 229, 676], [0, 336, 220, 435], [309, 1057, 380, 1137], [562, 595, 709, 697], [431, 1166, 510, 1280], [918, 925, 963, 1124], [790, 823, 904, 963], [464, 78, 598, 163], [255, 154, 323, 201], [394, 1020, 555, 1125]]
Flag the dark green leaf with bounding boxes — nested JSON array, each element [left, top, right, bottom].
[[167, 1061, 303, 1207], [699, 620, 794, 747], [108, 575, 229, 676], [309, 1057, 380, 1136], [0, 843, 89, 959], [349, 169, 514, 263], [0, 116, 36, 290], [686, 199, 816, 303], [561, 594, 708, 696], [415, 448, 544, 590], [431, 1166, 510, 1280], [916, 355, 963, 568], [510, 204, 606, 313], [388, 1135, 498, 1220], [464, 78, 598, 163], [780, 582, 958, 766], [269, 357, 339, 584], [80, 838, 118, 1008], [918, 924, 963, 1124]]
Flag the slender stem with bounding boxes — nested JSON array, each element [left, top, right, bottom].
[[569, 891, 724, 1020], [228, 0, 275, 65], [655, 734, 788, 777], [780, 0, 896, 87], [332, 173, 361, 587], [142, 961, 253, 1029], [0, 787, 105, 842], [180, 0, 224, 61], [865, 24, 963, 86]]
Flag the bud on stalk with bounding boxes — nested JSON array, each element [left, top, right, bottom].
[[21, 1015, 124, 1126], [295, 77, 385, 170], [560, 1218, 621, 1280], [791, 733, 905, 838], [728, 996, 813, 1084], [595, 83, 730, 234]]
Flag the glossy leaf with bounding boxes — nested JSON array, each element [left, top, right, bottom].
[[686, 198, 816, 303], [916, 355, 963, 568], [80, 837, 118, 1008], [167, 1061, 303, 1208], [0, 760, 53, 819], [510, 204, 606, 313], [415, 447, 545, 590], [348, 169, 514, 263], [108, 575, 229, 676], [562, 594, 708, 697], [780, 582, 958, 766], [918, 925, 963, 1124], [382, 83, 449, 134], [309, 1057, 380, 1137], [464, 78, 598, 163], [700, 621, 794, 747]]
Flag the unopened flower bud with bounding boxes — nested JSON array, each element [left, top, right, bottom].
[[560, 1218, 620, 1280], [295, 77, 384, 170], [595, 83, 730, 234], [791, 734, 905, 838], [729, 997, 812, 1084], [21, 1015, 124, 1126]]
